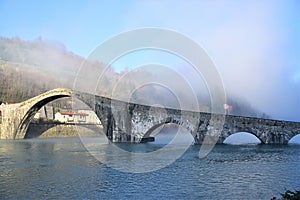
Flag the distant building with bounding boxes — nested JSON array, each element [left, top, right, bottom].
[[55, 111, 71, 123], [54, 110, 100, 124]]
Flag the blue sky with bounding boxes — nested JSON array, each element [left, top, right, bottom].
[[0, 0, 299, 121]]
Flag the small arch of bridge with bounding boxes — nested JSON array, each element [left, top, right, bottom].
[[220, 127, 265, 144], [288, 133, 300, 144], [223, 132, 262, 144], [288, 130, 300, 144], [142, 116, 197, 142], [145, 122, 194, 144]]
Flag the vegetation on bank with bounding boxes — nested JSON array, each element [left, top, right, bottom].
[[272, 189, 300, 200]]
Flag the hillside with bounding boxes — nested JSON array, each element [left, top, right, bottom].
[[0, 36, 82, 103], [0, 36, 269, 118]]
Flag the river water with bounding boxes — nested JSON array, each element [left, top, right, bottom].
[[0, 137, 300, 199]]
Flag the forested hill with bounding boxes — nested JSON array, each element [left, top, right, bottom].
[[0, 36, 269, 118], [0, 36, 84, 103]]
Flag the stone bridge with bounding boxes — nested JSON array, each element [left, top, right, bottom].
[[0, 88, 300, 144]]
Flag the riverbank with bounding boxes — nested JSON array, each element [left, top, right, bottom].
[[26, 123, 104, 138]]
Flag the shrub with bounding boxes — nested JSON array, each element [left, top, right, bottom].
[[272, 189, 300, 200]]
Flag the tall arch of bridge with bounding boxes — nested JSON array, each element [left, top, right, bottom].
[[0, 88, 102, 139], [15, 88, 73, 139]]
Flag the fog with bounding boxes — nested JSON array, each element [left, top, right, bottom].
[[107, 1, 300, 122], [1, 1, 299, 121]]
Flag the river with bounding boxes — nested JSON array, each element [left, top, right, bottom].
[[0, 137, 300, 199]]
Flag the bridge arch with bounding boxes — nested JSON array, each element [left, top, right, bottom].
[[144, 122, 194, 144], [14, 88, 102, 139], [223, 132, 262, 144], [220, 127, 265, 144], [142, 116, 197, 143], [288, 133, 300, 144], [15, 88, 72, 139]]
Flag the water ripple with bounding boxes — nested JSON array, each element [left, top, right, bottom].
[[0, 139, 299, 199]]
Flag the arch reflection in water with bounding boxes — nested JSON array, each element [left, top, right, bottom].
[[223, 132, 261, 145]]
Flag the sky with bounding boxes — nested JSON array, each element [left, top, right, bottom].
[[0, 0, 299, 122]]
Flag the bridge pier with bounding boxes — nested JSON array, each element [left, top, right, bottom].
[[0, 103, 24, 139]]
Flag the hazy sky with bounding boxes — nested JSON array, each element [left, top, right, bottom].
[[0, 0, 299, 121]]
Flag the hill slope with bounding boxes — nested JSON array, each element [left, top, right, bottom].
[[0, 36, 269, 118]]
